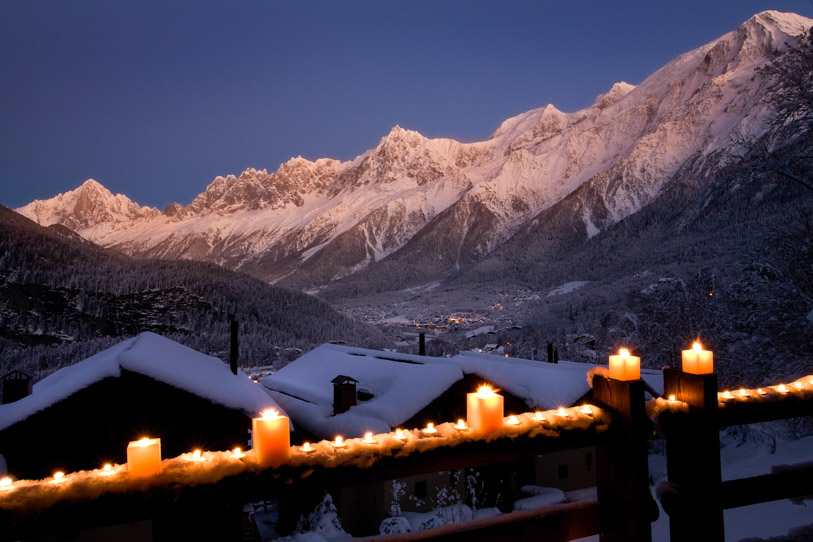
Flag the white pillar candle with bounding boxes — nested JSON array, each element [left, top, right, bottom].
[[467, 385, 504, 433], [252, 409, 291, 467], [127, 437, 162, 477], [608, 348, 640, 381], [682, 341, 713, 374]]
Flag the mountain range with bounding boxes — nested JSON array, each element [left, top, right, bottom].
[[17, 11, 811, 299]]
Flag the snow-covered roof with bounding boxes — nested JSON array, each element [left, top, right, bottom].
[[441, 351, 663, 412], [0, 332, 284, 431], [261, 344, 664, 439], [261, 344, 463, 439]]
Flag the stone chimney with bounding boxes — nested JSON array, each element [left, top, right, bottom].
[[2, 369, 33, 404], [332, 375, 359, 415]]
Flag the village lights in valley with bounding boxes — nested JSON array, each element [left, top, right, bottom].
[[252, 408, 290, 467], [467, 384, 504, 433], [608, 348, 640, 381], [362, 432, 378, 444], [682, 341, 713, 374], [127, 437, 162, 477], [332, 436, 347, 449]]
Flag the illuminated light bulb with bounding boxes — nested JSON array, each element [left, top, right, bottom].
[[0, 477, 12, 491], [422, 422, 438, 436], [453, 419, 469, 431], [52, 471, 66, 483], [505, 415, 520, 426], [332, 436, 346, 448], [231, 447, 246, 459], [301, 442, 315, 454], [558, 407, 568, 417], [533, 411, 545, 422], [581, 405, 593, 415], [393, 429, 407, 442], [362, 432, 377, 445], [668, 395, 677, 402], [777, 384, 788, 394]]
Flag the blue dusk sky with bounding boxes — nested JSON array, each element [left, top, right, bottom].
[[1, 1, 811, 209]]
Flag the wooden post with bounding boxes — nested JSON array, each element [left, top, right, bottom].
[[659, 368, 724, 542], [593, 375, 654, 542]]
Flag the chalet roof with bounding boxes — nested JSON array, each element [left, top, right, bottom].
[[261, 344, 665, 440], [0, 332, 284, 432], [261, 344, 462, 439]]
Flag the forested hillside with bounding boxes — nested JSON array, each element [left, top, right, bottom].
[[0, 206, 387, 381]]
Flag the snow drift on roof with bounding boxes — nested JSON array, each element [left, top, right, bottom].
[[261, 344, 463, 439], [0, 332, 283, 431]]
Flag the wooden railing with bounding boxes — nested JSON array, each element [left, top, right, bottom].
[[0, 371, 811, 542]]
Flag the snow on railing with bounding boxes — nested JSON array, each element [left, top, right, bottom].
[[0, 405, 610, 513], [717, 375, 813, 406]]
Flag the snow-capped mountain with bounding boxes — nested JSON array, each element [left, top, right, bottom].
[[16, 11, 813, 292]]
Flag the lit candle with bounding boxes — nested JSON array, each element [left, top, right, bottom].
[[332, 436, 346, 448], [608, 348, 640, 381], [668, 395, 677, 402], [52, 471, 66, 484], [453, 419, 469, 431], [422, 422, 438, 436], [190, 449, 204, 461], [505, 415, 520, 426], [757, 388, 766, 396], [777, 384, 788, 394], [467, 385, 504, 433], [581, 405, 594, 416], [558, 407, 568, 418], [231, 447, 246, 459], [721, 390, 733, 400], [127, 437, 162, 477], [100, 463, 113, 476], [252, 408, 291, 467], [737, 389, 749, 398], [362, 432, 377, 444], [682, 341, 713, 375], [533, 411, 545, 422], [300, 442, 315, 454], [0, 477, 13, 491], [393, 429, 407, 442], [793, 382, 803, 390]]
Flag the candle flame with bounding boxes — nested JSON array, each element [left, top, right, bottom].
[[427, 423, 434, 430], [0, 477, 12, 488], [302, 442, 312, 451], [103, 463, 112, 471], [738, 389, 747, 396], [758, 388, 766, 395], [581, 405, 593, 415], [232, 447, 243, 456], [793, 382, 803, 389], [668, 395, 676, 402], [261, 408, 279, 419], [777, 384, 788, 393], [722, 391, 733, 399], [335, 436, 344, 445], [692, 341, 703, 352], [53, 471, 65, 480], [558, 407, 567, 417], [193, 449, 202, 459], [454, 419, 468, 430], [506, 415, 519, 425], [362, 432, 377, 444], [394, 429, 406, 440], [619, 348, 630, 357], [534, 411, 544, 421], [138, 437, 151, 445], [476, 385, 497, 398]]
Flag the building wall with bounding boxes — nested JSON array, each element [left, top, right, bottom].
[[0, 369, 253, 480], [534, 446, 596, 492]]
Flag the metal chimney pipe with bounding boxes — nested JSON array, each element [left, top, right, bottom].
[[230, 318, 238, 375]]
